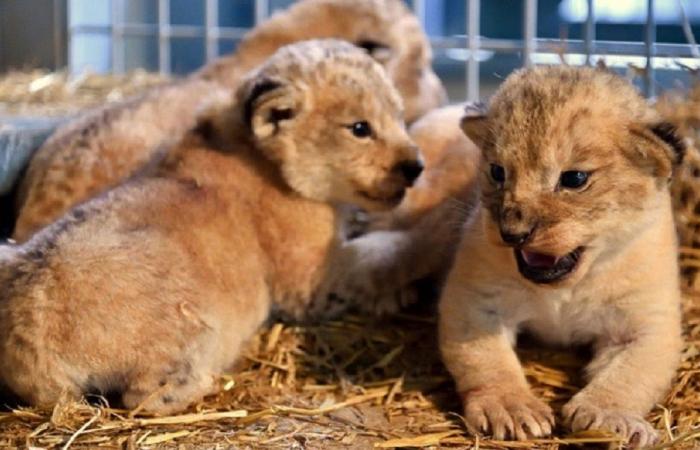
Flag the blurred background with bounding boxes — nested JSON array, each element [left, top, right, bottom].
[[1, 0, 700, 101]]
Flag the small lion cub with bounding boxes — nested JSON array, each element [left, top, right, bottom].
[[439, 66, 683, 447], [0, 40, 422, 414]]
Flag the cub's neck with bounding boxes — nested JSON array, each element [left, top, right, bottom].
[[159, 126, 340, 315]]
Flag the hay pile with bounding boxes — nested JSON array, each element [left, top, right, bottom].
[[1, 304, 698, 449], [0, 70, 167, 117], [0, 71, 698, 449]]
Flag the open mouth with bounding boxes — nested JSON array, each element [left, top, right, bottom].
[[514, 247, 584, 284]]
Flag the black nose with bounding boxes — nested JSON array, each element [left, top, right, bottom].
[[500, 230, 532, 247], [395, 160, 424, 186]]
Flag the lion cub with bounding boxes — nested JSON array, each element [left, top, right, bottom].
[[0, 40, 421, 413], [13, 0, 445, 242], [439, 66, 683, 447]]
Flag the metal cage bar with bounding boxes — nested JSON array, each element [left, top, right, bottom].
[[678, 0, 699, 58], [158, 0, 170, 75], [69, 0, 700, 99], [205, 0, 219, 62], [110, 0, 125, 74], [71, 23, 249, 39], [645, 0, 656, 97], [523, 0, 537, 67], [466, 0, 480, 102], [584, 0, 595, 65], [255, 0, 269, 26]]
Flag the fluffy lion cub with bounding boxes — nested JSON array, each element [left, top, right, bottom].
[[439, 66, 684, 447], [13, 0, 445, 242], [0, 40, 422, 413]]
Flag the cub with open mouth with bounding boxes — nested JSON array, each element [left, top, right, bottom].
[[439, 66, 684, 447]]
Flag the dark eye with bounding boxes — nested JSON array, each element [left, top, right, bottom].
[[490, 164, 505, 183], [348, 121, 372, 138], [560, 170, 589, 189]]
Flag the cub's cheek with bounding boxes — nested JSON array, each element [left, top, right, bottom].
[[482, 215, 506, 246], [530, 223, 590, 256], [485, 226, 505, 247]]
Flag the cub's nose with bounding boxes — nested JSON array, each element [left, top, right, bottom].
[[500, 229, 533, 247], [394, 160, 424, 186]]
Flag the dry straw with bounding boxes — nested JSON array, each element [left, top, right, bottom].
[[0, 71, 698, 449]]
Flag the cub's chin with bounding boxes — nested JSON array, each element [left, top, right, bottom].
[[328, 189, 405, 213], [514, 247, 585, 285], [354, 188, 406, 211]]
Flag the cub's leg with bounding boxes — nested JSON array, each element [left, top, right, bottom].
[[123, 365, 216, 415], [562, 302, 681, 448], [438, 284, 554, 441], [312, 201, 463, 318]]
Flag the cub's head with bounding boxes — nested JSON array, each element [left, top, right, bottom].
[[230, 0, 447, 123], [237, 39, 423, 212], [462, 66, 684, 286], [348, 0, 448, 123]]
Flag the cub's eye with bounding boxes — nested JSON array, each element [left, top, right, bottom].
[[348, 121, 373, 138], [559, 170, 589, 189], [490, 164, 505, 184]]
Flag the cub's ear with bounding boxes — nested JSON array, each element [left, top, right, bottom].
[[630, 121, 685, 178], [650, 122, 685, 167], [242, 77, 300, 140], [460, 102, 490, 151]]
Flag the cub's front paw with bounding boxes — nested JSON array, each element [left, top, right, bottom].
[[461, 387, 554, 441], [360, 284, 420, 316], [310, 273, 417, 319], [562, 397, 658, 448]]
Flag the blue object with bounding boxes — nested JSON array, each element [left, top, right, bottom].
[[0, 116, 69, 195]]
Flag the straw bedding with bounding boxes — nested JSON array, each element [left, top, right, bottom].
[[0, 71, 698, 449], [0, 70, 167, 117]]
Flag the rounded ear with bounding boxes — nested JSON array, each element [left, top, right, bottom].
[[242, 77, 300, 140], [460, 102, 490, 150], [630, 121, 685, 178], [649, 122, 685, 167]]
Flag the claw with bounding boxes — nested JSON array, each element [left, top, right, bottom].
[[461, 387, 554, 441], [562, 397, 658, 448]]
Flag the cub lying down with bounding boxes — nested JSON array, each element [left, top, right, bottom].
[[0, 40, 423, 413], [13, 0, 446, 242], [439, 67, 683, 447]]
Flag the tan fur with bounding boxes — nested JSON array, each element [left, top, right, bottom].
[[0, 40, 422, 413], [374, 104, 482, 230], [13, 0, 445, 242], [439, 66, 683, 447], [320, 104, 482, 315]]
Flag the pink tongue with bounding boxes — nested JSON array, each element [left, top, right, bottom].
[[521, 250, 558, 268]]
